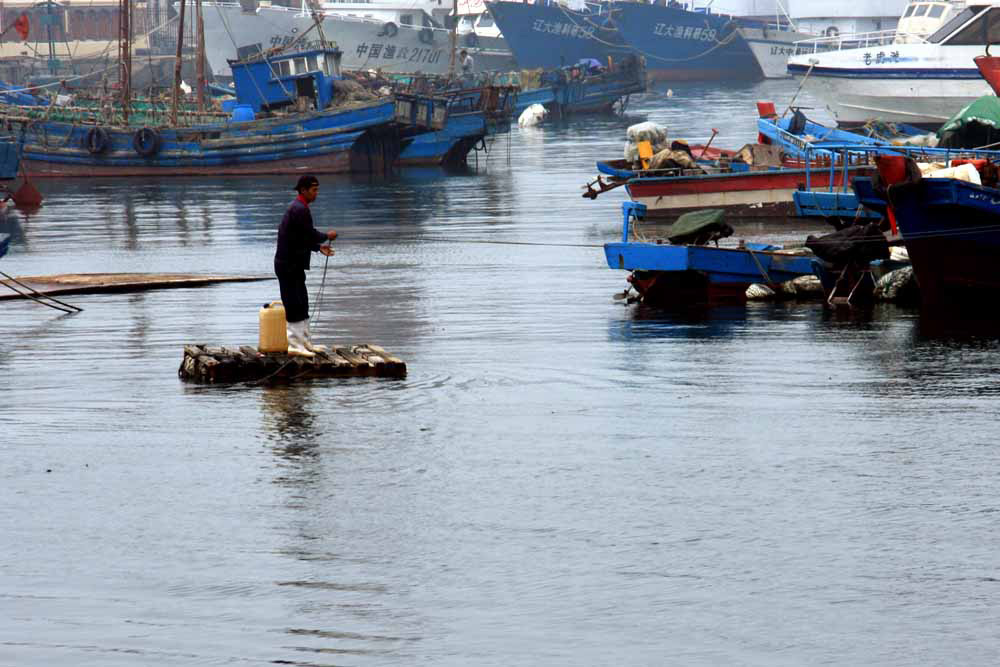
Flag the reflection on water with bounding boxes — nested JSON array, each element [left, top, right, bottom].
[[4, 80, 1000, 666]]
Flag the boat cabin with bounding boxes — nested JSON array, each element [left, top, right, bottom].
[[229, 46, 344, 113], [894, 1, 962, 43]]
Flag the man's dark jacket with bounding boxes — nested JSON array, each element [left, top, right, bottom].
[[274, 199, 326, 271]]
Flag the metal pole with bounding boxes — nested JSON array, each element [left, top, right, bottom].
[[171, 0, 186, 125]]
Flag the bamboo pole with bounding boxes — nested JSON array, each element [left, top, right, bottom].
[[171, 0, 186, 125], [449, 0, 457, 79], [196, 0, 205, 112]]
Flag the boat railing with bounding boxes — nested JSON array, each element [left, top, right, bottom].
[[621, 201, 647, 243], [793, 29, 927, 53], [800, 142, 1000, 194]]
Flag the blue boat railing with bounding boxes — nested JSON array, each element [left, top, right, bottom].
[[797, 141, 1000, 195], [621, 201, 646, 242]]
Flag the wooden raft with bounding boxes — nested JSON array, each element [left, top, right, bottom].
[[179, 344, 406, 384]]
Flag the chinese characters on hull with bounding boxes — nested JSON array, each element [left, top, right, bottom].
[[652, 24, 719, 41], [267, 35, 445, 65], [862, 51, 901, 65], [530, 19, 597, 39]]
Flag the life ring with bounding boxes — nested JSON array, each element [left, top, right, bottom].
[[133, 127, 161, 157], [418, 27, 434, 44], [825, 26, 839, 37], [381, 21, 397, 37], [84, 126, 110, 154], [464, 32, 478, 47]]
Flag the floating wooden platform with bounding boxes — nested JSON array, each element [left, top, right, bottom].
[[0, 273, 272, 301], [179, 343, 407, 384]]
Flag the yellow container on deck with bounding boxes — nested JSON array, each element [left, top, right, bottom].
[[259, 301, 288, 353]]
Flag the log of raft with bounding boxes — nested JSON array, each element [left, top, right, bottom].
[[179, 344, 407, 383], [0, 273, 272, 301]]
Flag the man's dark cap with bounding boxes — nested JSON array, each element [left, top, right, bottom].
[[294, 175, 319, 191]]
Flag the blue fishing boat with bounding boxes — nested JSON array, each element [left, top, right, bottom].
[[605, 202, 815, 304], [756, 103, 1000, 222], [515, 54, 645, 116], [0, 233, 9, 260], [0, 137, 20, 181], [396, 86, 515, 166], [872, 154, 1000, 307], [486, 1, 633, 71], [611, 3, 759, 82], [0, 47, 446, 177]]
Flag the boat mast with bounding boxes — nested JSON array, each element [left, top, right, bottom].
[[171, 0, 187, 125], [119, 0, 132, 123], [196, 0, 205, 112], [448, 0, 457, 78]]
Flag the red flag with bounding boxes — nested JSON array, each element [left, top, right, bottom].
[[14, 14, 29, 41]]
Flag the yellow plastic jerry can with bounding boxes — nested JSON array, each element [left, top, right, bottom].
[[258, 301, 288, 353]]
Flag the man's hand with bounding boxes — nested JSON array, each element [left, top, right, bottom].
[[319, 245, 335, 257], [326, 230, 338, 241]]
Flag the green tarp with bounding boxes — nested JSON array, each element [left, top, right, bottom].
[[667, 209, 730, 245], [937, 95, 1000, 149]]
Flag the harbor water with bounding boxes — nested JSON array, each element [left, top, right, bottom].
[[4, 80, 1000, 666]]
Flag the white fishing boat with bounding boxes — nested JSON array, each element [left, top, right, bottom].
[[716, 0, 909, 77], [787, 1, 989, 128], [201, 0, 516, 80]]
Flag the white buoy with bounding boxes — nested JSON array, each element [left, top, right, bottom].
[[666, 88, 674, 98], [518, 103, 548, 128]]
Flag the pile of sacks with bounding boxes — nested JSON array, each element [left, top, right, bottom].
[[624, 121, 700, 171]]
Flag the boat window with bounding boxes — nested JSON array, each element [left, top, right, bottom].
[[927, 5, 945, 19], [913, 4, 929, 17], [322, 55, 333, 76], [477, 13, 494, 28], [903, 4, 916, 18], [940, 7, 1000, 45], [400, 13, 413, 24], [307, 55, 319, 72], [294, 57, 307, 73], [930, 7, 986, 43], [278, 60, 292, 77]]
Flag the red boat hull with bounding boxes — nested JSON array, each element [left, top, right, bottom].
[[627, 166, 875, 218]]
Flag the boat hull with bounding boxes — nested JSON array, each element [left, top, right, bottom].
[[612, 3, 761, 82], [605, 241, 815, 304], [625, 165, 875, 218], [13, 101, 407, 177], [486, 1, 632, 71], [787, 43, 994, 129], [741, 27, 820, 79], [202, 3, 517, 79], [889, 177, 1000, 307]]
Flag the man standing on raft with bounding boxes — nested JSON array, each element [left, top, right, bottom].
[[274, 175, 337, 356]]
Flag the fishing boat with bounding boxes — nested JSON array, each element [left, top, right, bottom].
[[873, 153, 1000, 306], [0, 136, 20, 181], [585, 135, 875, 219], [396, 84, 514, 166], [787, 1, 989, 129], [605, 201, 816, 304], [513, 54, 645, 116], [201, 1, 517, 82], [0, 44, 450, 176], [485, 0, 632, 71], [0, 233, 9, 260]]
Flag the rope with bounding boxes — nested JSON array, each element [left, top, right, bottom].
[[311, 248, 331, 327], [782, 61, 814, 119], [0, 271, 83, 313], [745, 246, 776, 288]]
